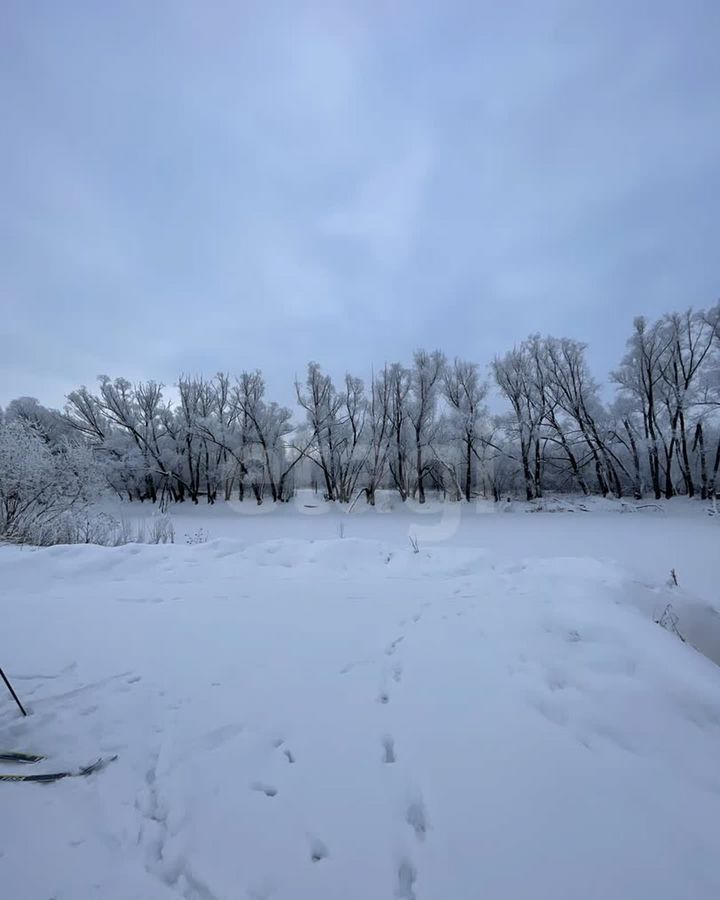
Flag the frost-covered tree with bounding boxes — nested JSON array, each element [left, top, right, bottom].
[[386, 363, 413, 502], [408, 350, 446, 503], [296, 364, 367, 502], [540, 338, 622, 496], [493, 346, 545, 500], [7, 300, 718, 512], [232, 371, 298, 502], [657, 309, 720, 498], [0, 418, 101, 544], [612, 318, 673, 499], [612, 308, 720, 499], [362, 367, 392, 506], [442, 359, 488, 501]]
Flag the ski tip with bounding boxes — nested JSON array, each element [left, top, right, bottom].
[[0, 753, 119, 784], [0, 751, 45, 764], [80, 755, 119, 775]]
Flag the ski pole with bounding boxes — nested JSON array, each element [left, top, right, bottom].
[[0, 667, 27, 716]]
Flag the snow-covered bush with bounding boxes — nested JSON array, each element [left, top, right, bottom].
[[0, 419, 102, 545], [34, 511, 176, 547]]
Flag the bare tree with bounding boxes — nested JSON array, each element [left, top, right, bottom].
[[233, 371, 297, 503], [362, 367, 392, 505], [442, 359, 488, 501], [296, 364, 367, 502], [408, 350, 446, 503], [493, 348, 545, 500], [386, 363, 412, 501], [658, 309, 720, 497], [541, 338, 622, 496], [613, 318, 674, 499], [48, 303, 720, 507]]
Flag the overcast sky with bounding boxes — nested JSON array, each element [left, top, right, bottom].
[[1, 0, 719, 410]]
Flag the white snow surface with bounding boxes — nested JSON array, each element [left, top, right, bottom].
[[2, 498, 720, 899]]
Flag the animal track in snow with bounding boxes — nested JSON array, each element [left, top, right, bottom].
[[392, 664, 403, 683], [378, 690, 390, 705]]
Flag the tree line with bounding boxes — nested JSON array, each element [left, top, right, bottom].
[[2, 304, 719, 510]]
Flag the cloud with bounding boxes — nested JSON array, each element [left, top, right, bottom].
[[321, 139, 434, 266], [1, 1, 719, 410]]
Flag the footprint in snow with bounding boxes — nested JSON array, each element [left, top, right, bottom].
[[251, 782, 278, 798], [527, 692, 569, 727], [406, 799, 428, 841], [272, 738, 295, 763], [382, 736, 396, 764], [203, 722, 245, 750], [396, 859, 417, 900], [385, 636, 405, 656], [309, 837, 329, 862]]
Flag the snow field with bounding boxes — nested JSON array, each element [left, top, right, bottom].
[[1, 519, 720, 899]]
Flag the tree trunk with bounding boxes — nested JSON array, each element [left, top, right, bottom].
[[521, 438, 534, 501], [663, 437, 676, 498], [464, 435, 472, 502], [624, 419, 643, 499], [677, 410, 694, 497], [393, 428, 407, 502], [416, 429, 426, 503], [534, 439, 542, 498], [707, 433, 720, 500], [693, 423, 708, 500]]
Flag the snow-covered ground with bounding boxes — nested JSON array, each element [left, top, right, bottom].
[[2, 498, 720, 899]]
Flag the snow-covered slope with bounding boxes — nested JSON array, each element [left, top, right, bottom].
[[2, 532, 720, 899]]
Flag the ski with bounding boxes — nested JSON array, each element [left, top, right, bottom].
[[0, 751, 45, 764], [0, 755, 117, 784]]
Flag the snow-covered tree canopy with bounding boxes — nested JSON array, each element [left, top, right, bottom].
[[0, 418, 102, 544], [1, 303, 719, 518]]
